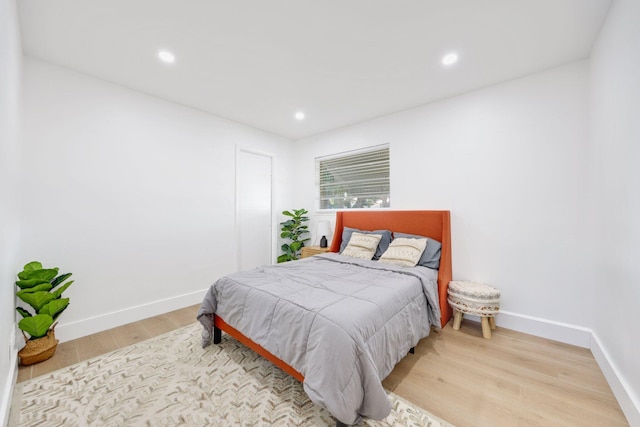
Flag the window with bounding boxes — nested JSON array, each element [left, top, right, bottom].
[[316, 144, 390, 210]]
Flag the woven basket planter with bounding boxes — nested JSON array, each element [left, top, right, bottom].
[[18, 327, 59, 366]]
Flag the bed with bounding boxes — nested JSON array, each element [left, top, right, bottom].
[[197, 210, 452, 426]]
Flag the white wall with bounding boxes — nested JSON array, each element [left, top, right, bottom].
[[295, 61, 594, 335], [20, 58, 295, 343], [0, 0, 22, 423], [590, 0, 640, 423]]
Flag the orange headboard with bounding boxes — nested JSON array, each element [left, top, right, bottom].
[[329, 210, 453, 328]]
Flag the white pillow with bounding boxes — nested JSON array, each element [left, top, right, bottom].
[[378, 237, 428, 267], [341, 232, 382, 260]]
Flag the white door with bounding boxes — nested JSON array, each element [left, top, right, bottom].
[[236, 149, 272, 270]]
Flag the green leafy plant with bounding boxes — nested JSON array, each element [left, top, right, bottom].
[[15, 261, 74, 339], [277, 208, 310, 263]]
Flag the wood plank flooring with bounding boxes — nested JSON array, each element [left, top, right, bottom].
[[16, 305, 629, 426], [16, 305, 197, 382]]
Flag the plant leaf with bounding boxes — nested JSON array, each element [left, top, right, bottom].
[[15, 278, 51, 289], [18, 314, 53, 339], [17, 283, 52, 294], [290, 241, 303, 252], [23, 261, 43, 272], [16, 307, 33, 318], [18, 267, 59, 282], [16, 291, 55, 312], [52, 280, 74, 298], [277, 254, 289, 263], [51, 272, 72, 289], [40, 298, 70, 319]]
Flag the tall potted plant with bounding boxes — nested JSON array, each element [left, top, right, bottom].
[[277, 208, 310, 263], [15, 261, 75, 365]]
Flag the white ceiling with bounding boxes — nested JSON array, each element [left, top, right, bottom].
[[18, 0, 611, 140]]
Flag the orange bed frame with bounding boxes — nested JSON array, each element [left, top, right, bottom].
[[213, 209, 453, 386]]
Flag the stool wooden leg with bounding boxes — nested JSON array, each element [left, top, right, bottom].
[[489, 316, 496, 330], [481, 317, 492, 339], [453, 310, 463, 330]]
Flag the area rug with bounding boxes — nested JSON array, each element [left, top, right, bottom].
[[11, 322, 452, 426]]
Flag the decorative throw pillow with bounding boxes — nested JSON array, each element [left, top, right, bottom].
[[378, 237, 428, 267], [340, 227, 392, 260], [341, 232, 383, 260], [393, 232, 442, 269]]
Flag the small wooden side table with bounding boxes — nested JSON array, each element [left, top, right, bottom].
[[301, 246, 330, 258], [447, 280, 500, 339]]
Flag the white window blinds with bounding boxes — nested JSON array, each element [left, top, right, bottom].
[[316, 145, 390, 210]]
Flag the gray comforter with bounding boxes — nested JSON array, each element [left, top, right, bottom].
[[197, 253, 441, 425]]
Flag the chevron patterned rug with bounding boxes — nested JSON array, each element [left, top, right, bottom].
[[11, 322, 451, 426]]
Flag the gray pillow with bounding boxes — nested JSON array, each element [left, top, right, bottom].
[[340, 227, 392, 260], [393, 232, 442, 269]]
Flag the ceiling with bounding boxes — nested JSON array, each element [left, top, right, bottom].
[[18, 0, 611, 140]]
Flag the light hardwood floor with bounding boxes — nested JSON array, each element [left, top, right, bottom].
[[16, 305, 198, 383], [17, 305, 629, 426]]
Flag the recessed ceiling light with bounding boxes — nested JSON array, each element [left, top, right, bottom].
[[295, 112, 305, 120], [441, 52, 459, 66], [158, 50, 176, 64]]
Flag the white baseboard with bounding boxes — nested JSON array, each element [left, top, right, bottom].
[[0, 347, 18, 427], [470, 310, 592, 348], [55, 289, 208, 343], [591, 333, 640, 427]]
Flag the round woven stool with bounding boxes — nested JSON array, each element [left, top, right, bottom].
[[447, 280, 500, 339]]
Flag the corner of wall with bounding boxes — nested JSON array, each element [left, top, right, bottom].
[[0, 347, 18, 427], [591, 332, 640, 427], [494, 311, 638, 425]]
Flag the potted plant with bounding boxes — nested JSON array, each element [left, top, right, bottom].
[[277, 208, 310, 263], [15, 261, 74, 365]]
